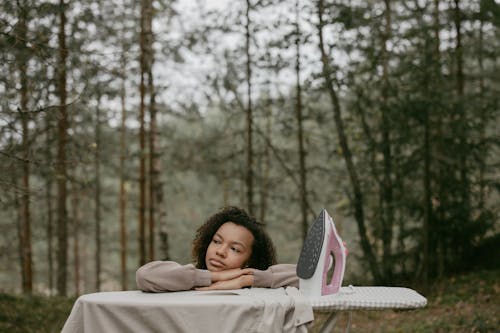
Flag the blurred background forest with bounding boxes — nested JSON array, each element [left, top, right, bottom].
[[1, 0, 499, 299]]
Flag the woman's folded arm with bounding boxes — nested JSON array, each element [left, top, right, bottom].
[[136, 261, 211, 292]]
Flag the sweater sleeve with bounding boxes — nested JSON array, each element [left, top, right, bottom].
[[136, 261, 212, 292], [252, 264, 299, 289]]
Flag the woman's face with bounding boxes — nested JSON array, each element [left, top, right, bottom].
[[205, 222, 254, 272]]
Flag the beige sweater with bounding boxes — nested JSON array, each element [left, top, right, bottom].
[[136, 261, 299, 292]]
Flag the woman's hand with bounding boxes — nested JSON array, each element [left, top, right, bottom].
[[210, 268, 254, 283], [195, 274, 254, 291]]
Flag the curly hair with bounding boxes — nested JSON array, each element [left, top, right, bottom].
[[192, 206, 277, 270]]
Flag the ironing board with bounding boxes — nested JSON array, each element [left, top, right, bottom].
[[60, 288, 313, 333], [311, 285, 427, 332], [60, 286, 426, 333]]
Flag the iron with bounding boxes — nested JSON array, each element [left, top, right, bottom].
[[296, 209, 346, 298]]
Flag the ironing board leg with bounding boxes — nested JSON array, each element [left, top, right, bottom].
[[318, 312, 340, 333], [318, 311, 353, 333], [345, 311, 352, 333]]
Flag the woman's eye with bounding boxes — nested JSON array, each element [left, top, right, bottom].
[[231, 247, 241, 253], [213, 239, 221, 244]]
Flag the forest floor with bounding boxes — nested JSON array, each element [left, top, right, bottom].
[[0, 269, 498, 333]]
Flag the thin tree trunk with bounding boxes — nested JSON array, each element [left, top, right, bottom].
[[453, 0, 469, 224], [316, 0, 380, 282], [433, 0, 445, 278], [380, 0, 394, 282], [259, 102, 271, 225], [422, 90, 432, 286], [45, 110, 54, 295], [421, 0, 442, 286], [16, 1, 33, 293], [13, 136, 24, 293], [81, 232, 88, 293], [148, 62, 157, 261], [72, 183, 81, 296], [56, 0, 68, 296], [422, 109, 433, 280], [138, 0, 148, 266], [152, 82, 169, 266], [295, 0, 308, 241], [245, 0, 254, 216], [477, 12, 486, 210], [119, 56, 128, 290], [46, 173, 54, 294], [94, 94, 102, 291], [143, 0, 160, 262], [433, 0, 441, 62]]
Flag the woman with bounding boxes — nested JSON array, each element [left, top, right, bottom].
[[136, 206, 298, 292]]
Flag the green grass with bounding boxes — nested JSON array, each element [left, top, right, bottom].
[[0, 293, 75, 333], [1, 269, 498, 332]]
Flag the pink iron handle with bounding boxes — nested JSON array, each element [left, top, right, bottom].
[[321, 221, 346, 295]]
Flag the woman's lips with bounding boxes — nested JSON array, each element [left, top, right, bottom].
[[209, 259, 225, 268]]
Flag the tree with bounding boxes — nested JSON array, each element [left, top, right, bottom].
[[56, 0, 69, 296], [138, 0, 151, 266], [316, 0, 381, 282], [119, 44, 128, 290], [245, 0, 255, 216], [148, 48, 158, 261], [14, 0, 33, 294], [294, 0, 309, 241], [94, 92, 102, 291]]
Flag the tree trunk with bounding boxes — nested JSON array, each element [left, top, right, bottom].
[[71, 183, 81, 296], [16, 1, 33, 293], [138, 0, 149, 266], [295, 0, 308, 241], [420, 0, 442, 286], [245, 0, 254, 216], [46, 175, 54, 294], [316, 0, 380, 282], [453, 0, 469, 224], [152, 85, 168, 264], [13, 137, 24, 293], [380, 0, 394, 282], [259, 101, 271, 225], [45, 112, 54, 295], [94, 94, 102, 291], [148, 61, 157, 262], [477, 8, 485, 210], [432, 0, 446, 278], [56, 0, 68, 296], [119, 56, 128, 290]]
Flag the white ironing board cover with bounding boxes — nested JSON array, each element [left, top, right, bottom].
[[310, 286, 427, 311], [61, 288, 314, 333]]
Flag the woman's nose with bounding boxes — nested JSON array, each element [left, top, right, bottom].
[[216, 245, 227, 257]]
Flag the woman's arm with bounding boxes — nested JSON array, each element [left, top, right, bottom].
[[252, 264, 299, 288], [136, 261, 211, 292], [195, 265, 298, 291]]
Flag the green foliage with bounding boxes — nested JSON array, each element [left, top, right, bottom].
[[0, 293, 75, 333]]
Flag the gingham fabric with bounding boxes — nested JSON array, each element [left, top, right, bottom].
[[310, 286, 427, 311]]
